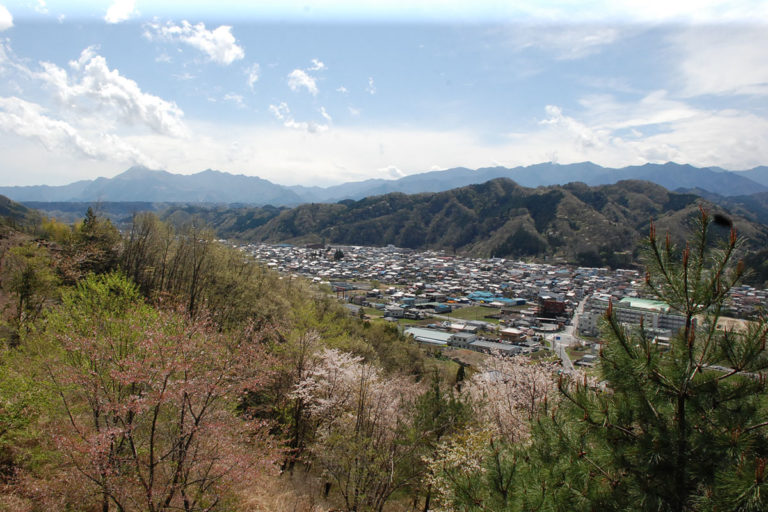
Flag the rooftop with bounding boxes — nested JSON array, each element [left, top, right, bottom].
[[618, 297, 671, 313]]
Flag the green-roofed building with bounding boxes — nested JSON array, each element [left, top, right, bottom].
[[586, 294, 688, 334], [618, 297, 671, 313]]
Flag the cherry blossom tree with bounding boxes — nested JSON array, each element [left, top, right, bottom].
[[466, 355, 558, 443], [42, 273, 279, 512], [292, 348, 420, 512], [425, 354, 558, 510]]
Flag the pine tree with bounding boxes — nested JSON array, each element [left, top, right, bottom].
[[539, 207, 768, 511]]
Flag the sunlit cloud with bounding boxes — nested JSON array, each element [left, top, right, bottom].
[[287, 69, 318, 95], [0, 4, 13, 31], [104, 0, 137, 24], [144, 20, 245, 65], [0, 96, 158, 166], [309, 58, 326, 71], [35, 46, 188, 137]]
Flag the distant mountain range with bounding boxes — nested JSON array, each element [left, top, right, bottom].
[[162, 179, 768, 271], [3, 162, 768, 206], [1, 167, 303, 205]]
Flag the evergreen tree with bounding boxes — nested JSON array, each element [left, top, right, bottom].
[[411, 372, 472, 511], [536, 208, 768, 511]]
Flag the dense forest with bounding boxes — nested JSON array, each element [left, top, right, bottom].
[[0, 200, 767, 511]]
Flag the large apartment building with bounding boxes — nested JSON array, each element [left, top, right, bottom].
[[581, 294, 688, 337]]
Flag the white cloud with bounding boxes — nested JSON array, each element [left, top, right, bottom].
[[223, 93, 244, 107], [0, 4, 13, 31], [104, 0, 137, 24], [287, 69, 318, 95], [144, 20, 245, 65], [541, 105, 606, 151], [379, 165, 405, 178], [246, 63, 260, 89], [536, 99, 768, 170], [174, 72, 195, 81], [268, 102, 289, 121], [0, 96, 157, 166], [675, 26, 768, 97], [348, 106, 360, 116], [515, 26, 620, 60], [269, 101, 329, 133], [366, 77, 376, 95], [34, 0, 47, 15], [336, 85, 348, 93], [36, 46, 188, 137], [319, 106, 332, 123], [577, 91, 699, 130], [309, 58, 326, 71], [0, 39, 9, 64]]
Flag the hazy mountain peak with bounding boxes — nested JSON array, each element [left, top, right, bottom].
[[115, 166, 164, 178]]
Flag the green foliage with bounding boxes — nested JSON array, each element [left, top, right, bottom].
[[744, 247, 768, 288], [32, 272, 276, 511], [492, 226, 547, 258], [121, 212, 301, 328], [38, 216, 73, 245], [54, 207, 122, 283], [409, 374, 473, 510], [1, 242, 59, 337], [532, 209, 768, 511], [61, 270, 143, 320], [0, 345, 52, 481]]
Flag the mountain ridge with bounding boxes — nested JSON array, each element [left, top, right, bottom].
[[162, 178, 768, 271], [3, 162, 768, 205]]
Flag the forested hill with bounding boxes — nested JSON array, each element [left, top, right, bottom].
[[163, 178, 768, 268], [0, 194, 40, 230]]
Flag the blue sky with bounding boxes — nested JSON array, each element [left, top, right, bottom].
[[0, 1, 767, 187]]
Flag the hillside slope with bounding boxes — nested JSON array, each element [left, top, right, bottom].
[[0, 194, 40, 229], [167, 179, 768, 268]]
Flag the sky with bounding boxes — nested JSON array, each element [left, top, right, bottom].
[[0, 1, 767, 187]]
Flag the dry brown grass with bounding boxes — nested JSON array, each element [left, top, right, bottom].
[[237, 468, 420, 512], [237, 469, 336, 512]]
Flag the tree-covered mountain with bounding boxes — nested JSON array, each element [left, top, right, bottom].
[[166, 179, 768, 269], [4, 162, 768, 206]]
